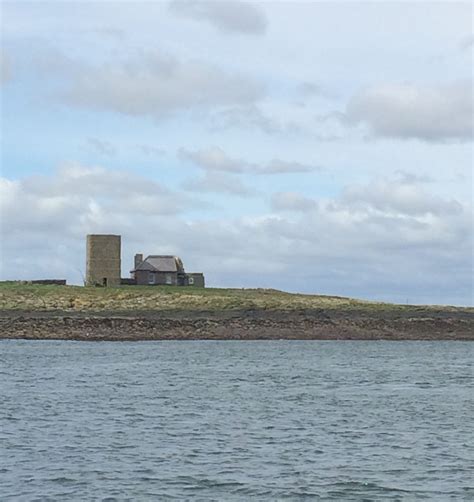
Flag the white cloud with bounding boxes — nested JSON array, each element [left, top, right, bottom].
[[50, 50, 264, 120], [0, 51, 12, 84], [0, 163, 193, 240], [271, 192, 318, 212], [182, 189, 471, 304], [169, 0, 267, 35], [182, 171, 256, 197], [345, 80, 473, 142], [179, 147, 318, 175]]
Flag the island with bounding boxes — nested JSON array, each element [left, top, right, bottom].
[[0, 282, 472, 341]]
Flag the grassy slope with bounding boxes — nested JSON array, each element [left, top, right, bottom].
[[0, 282, 470, 313]]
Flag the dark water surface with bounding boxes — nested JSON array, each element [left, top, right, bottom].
[[1, 340, 473, 501]]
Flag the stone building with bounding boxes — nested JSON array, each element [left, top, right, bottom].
[[85, 234, 121, 287], [84, 234, 205, 288], [131, 254, 205, 287]]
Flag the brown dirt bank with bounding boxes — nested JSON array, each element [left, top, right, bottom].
[[0, 309, 472, 341]]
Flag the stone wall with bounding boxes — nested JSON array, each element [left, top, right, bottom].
[[30, 280, 67, 285]]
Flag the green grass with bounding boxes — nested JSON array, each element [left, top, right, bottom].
[[0, 281, 470, 313]]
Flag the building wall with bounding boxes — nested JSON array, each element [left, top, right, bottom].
[[134, 270, 178, 286], [86, 234, 121, 287], [120, 278, 137, 286], [134, 271, 204, 287], [185, 273, 205, 288]]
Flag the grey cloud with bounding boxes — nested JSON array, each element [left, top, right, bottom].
[[179, 147, 318, 175], [32, 46, 79, 77], [1, 52, 11, 84], [340, 178, 463, 217], [169, 0, 267, 35], [210, 105, 282, 134], [300, 82, 324, 97], [265, 160, 316, 175], [210, 104, 307, 136], [51, 50, 264, 120], [345, 81, 473, 142], [180, 146, 244, 173], [89, 27, 127, 40], [459, 35, 474, 51], [298, 81, 337, 101], [136, 144, 166, 157]]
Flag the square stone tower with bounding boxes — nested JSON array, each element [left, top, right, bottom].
[[86, 234, 121, 287]]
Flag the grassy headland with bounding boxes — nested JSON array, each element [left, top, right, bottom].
[[0, 281, 469, 313]]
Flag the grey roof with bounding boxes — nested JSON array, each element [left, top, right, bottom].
[[134, 255, 183, 273]]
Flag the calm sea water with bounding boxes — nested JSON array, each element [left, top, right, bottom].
[[1, 340, 473, 501]]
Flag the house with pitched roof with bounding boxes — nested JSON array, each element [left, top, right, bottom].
[[131, 254, 205, 287]]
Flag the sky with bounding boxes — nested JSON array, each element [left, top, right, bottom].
[[0, 0, 472, 306]]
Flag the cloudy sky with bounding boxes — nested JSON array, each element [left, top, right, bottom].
[[1, 1, 472, 305]]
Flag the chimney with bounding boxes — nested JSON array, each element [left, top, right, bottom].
[[134, 254, 143, 270]]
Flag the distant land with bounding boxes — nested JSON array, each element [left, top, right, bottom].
[[0, 282, 472, 341]]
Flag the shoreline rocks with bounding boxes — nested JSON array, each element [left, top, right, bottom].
[[0, 309, 472, 341]]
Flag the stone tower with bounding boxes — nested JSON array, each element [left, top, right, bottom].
[[85, 234, 121, 287]]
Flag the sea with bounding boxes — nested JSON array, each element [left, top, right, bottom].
[[1, 340, 473, 501]]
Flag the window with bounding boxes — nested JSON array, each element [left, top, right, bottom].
[[148, 272, 155, 285], [165, 274, 172, 285], [188, 277, 195, 285]]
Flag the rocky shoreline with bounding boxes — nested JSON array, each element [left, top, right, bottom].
[[0, 309, 473, 341]]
